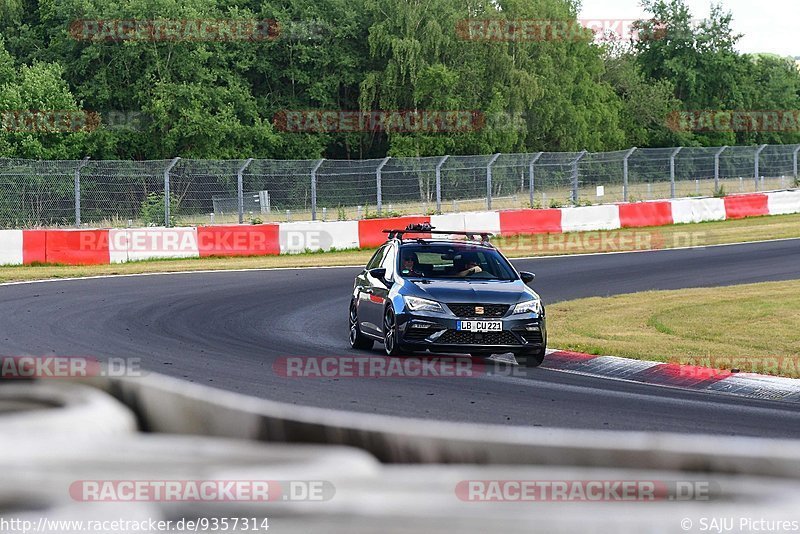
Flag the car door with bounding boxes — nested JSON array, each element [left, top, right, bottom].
[[366, 244, 396, 335], [355, 245, 387, 336]]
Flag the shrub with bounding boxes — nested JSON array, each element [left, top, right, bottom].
[[140, 192, 179, 226], [364, 210, 403, 219]]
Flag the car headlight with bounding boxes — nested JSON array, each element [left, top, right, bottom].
[[404, 296, 444, 313], [513, 298, 542, 315]]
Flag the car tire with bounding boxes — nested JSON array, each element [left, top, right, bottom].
[[383, 305, 403, 357], [518, 349, 546, 368], [349, 301, 374, 350]]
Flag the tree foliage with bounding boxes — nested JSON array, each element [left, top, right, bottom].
[[634, 0, 800, 146], [0, 0, 798, 160]]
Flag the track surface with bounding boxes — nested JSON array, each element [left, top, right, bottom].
[[2, 239, 800, 437]]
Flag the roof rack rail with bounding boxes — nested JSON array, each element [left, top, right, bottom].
[[383, 223, 494, 245]]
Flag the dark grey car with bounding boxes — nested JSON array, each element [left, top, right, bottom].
[[349, 226, 547, 367]]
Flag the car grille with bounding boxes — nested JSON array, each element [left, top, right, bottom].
[[447, 303, 510, 318], [435, 330, 521, 345]]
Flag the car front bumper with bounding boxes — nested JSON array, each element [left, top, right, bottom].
[[395, 309, 547, 354]]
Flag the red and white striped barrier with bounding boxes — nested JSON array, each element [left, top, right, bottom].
[[767, 190, 800, 215], [560, 204, 621, 232], [1, 190, 798, 266], [723, 194, 770, 219], [618, 201, 673, 228], [0, 230, 23, 265], [280, 220, 359, 254]]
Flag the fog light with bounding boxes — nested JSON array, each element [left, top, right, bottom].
[[525, 325, 541, 332], [411, 323, 432, 329]]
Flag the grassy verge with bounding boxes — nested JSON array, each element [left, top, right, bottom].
[[493, 212, 800, 256], [549, 280, 800, 378], [1, 212, 800, 284]]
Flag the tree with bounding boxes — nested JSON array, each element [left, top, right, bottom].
[[0, 60, 87, 158], [1, 0, 797, 161], [634, 0, 800, 146], [738, 55, 800, 145], [359, 0, 626, 156], [602, 46, 686, 147], [0, 37, 14, 83]]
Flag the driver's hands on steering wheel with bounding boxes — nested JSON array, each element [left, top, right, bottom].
[[458, 264, 482, 276]]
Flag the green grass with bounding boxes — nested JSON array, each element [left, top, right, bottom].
[[549, 280, 800, 378]]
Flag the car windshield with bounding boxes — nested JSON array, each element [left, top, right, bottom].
[[397, 243, 517, 281]]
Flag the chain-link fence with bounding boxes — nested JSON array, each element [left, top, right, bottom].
[[1, 144, 799, 228]]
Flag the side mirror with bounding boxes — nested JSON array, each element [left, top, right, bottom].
[[368, 268, 387, 281], [519, 271, 536, 284]]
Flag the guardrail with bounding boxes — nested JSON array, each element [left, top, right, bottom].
[[3, 374, 800, 533]]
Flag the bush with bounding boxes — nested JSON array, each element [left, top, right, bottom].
[[140, 192, 179, 226], [364, 210, 403, 219], [713, 185, 726, 198]]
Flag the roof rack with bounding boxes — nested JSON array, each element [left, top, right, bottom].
[[383, 223, 494, 245]]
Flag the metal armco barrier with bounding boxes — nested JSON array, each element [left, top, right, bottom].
[[4, 374, 800, 533]]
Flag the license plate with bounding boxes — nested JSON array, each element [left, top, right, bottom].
[[458, 321, 503, 333]]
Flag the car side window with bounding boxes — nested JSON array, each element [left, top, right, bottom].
[[366, 246, 387, 270], [380, 245, 396, 280]]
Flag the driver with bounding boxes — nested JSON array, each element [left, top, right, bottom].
[[455, 253, 482, 277], [400, 251, 424, 277]]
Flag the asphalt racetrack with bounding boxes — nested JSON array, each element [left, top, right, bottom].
[[2, 239, 799, 437]]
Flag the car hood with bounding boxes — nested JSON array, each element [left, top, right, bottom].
[[406, 279, 538, 305]]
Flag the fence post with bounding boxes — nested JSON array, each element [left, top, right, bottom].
[[74, 156, 90, 227], [528, 152, 543, 208], [622, 147, 636, 202], [486, 153, 501, 210], [237, 158, 253, 224], [754, 144, 767, 191], [793, 145, 800, 184], [164, 157, 180, 227], [669, 147, 682, 198], [571, 151, 587, 205], [713, 146, 727, 192], [376, 157, 390, 216], [435, 155, 449, 214], [310, 158, 324, 221]]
